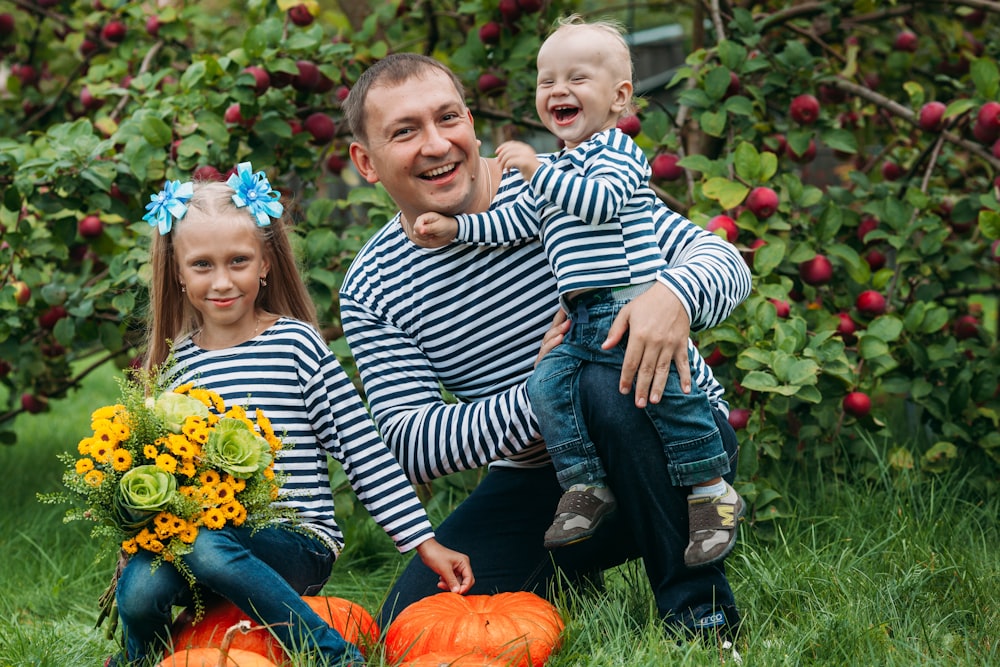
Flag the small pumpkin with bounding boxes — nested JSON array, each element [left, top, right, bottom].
[[384, 592, 565, 667], [156, 647, 277, 667], [169, 595, 378, 662]]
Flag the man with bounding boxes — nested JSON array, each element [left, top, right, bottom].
[[339, 53, 751, 641]]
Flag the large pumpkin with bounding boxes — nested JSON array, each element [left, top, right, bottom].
[[169, 595, 378, 662], [384, 592, 565, 667], [401, 649, 501, 666], [156, 647, 277, 666]]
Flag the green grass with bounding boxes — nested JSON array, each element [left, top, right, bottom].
[[1, 363, 997, 666]]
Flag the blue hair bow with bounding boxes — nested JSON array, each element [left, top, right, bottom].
[[226, 162, 283, 227], [143, 179, 194, 235]]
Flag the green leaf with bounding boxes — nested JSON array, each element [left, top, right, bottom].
[[866, 315, 904, 342], [700, 109, 728, 137], [739, 370, 778, 392], [979, 209, 1000, 240], [137, 113, 173, 148], [971, 57, 1000, 100], [858, 335, 890, 359], [733, 141, 762, 182], [820, 128, 857, 154], [702, 177, 750, 209], [753, 237, 786, 276]]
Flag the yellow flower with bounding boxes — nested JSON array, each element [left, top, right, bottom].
[[91, 404, 124, 422], [223, 501, 247, 525], [90, 440, 112, 464], [155, 453, 178, 474], [122, 538, 139, 555], [84, 470, 105, 487], [178, 459, 197, 478], [144, 444, 159, 460], [213, 482, 235, 504], [75, 458, 95, 475], [224, 474, 246, 493], [77, 437, 94, 456], [179, 523, 198, 544], [199, 470, 221, 486], [202, 508, 226, 529], [92, 424, 120, 450], [225, 405, 247, 421], [111, 421, 130, 441], [145, 538, 165, 554], [174, 383, 194, 395], [154, 513, 176, 538], [189, 387, 224, 413], [167, 433, 195, 457], [110, 448, 133, 472]]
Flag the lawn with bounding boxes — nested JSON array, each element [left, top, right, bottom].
[[1, 362, 997, 666]]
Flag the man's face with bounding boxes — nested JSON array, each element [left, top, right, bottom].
[[349, 69, 483, 224]]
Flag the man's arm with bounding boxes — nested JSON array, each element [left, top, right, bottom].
[[339, 296, 546, 485]]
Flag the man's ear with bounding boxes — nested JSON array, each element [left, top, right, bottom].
[[611, 80, 634, 115], [349, 141, 380, 184]]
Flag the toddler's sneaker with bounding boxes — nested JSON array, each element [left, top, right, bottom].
[[684, 481, 745, 567], [543, 483, 616, 548]]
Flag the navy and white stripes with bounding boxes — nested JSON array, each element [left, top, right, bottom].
[[168, 318, 435, 554], [340, 165, 751, 486]]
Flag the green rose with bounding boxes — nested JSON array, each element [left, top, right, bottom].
[[115, 464, 178, 531], [153, 391, 210, 433], [203, 418, 272, 479]]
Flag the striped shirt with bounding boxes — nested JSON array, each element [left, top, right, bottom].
[[167, 318, 435, 554], [340, 168, 752, 486], [455, 128, 665, 295]]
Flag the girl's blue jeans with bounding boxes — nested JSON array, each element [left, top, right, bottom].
[[529, 288, 730, 489], [378, 360, 741, 640], [115, 525, 364, 665]]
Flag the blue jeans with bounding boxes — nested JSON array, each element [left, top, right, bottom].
[[115, 525, 364, 666], [379, 361, 741, 639], [528, 288, 730, 489]]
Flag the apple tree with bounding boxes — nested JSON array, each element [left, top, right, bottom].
[[1, 0, 997, 517]]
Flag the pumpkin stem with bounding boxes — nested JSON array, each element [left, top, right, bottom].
[[218, 621, 251, 667]]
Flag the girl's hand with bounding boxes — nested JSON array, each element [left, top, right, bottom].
[[415, 538, 475, 594]]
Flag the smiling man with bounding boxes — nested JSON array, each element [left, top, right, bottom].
[[339, 52, 750, 643]]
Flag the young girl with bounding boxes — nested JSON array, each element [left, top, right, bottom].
[[110, 163, 473, 666]]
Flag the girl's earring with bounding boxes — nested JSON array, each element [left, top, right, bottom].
[[260, 276, 267, 287], [180, 284, 186, 293]]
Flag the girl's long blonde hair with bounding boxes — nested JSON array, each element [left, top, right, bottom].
[[143, 180, 319, 369]]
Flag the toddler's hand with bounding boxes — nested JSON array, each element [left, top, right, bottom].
[[496, 141, 542, 179], [412, 212, 458, 248], [415, 538, 475, 594]]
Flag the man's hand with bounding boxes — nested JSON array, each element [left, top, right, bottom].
[[412, 212, 458, 248], [496, 141, 541, 180], [536, 308, 569, 367], [602, 283, 691, 408]]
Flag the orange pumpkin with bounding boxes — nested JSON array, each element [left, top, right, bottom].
[[401, 649, 501, 666], [384, 592, 565, 667], [156, 647, 277, 666], [169, 595, 378, 662]]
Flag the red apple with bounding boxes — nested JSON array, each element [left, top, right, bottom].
[[304, 112, 336, 144], [855, 290, 886, 317], [335, 85, 350, 103], [11, 280, 30, 305], [80, 86, 104, 112], [835, 311, 857, 338], [78, 214, 103, 238], [243, 66, 270, 95], [288, 4, 314, 26], [857, 215, 878, 244], [325, 153, 347, 174], [724, 71, 741, 99], [616, 114, 641, 138], [864, 248, 886, 271], [842, 391, 871, 417], [0, 360, 10, 378], [479, 21, 502, 45], [292, 60, 321, 92], [881, 160, 904, 181], [224, 102, 245, 125], [770, 299, 790, 318], [145, 15, 160, 37], [973, 102, 1000, 144], [651, 153, 683, 181], [893, 30, 918, 53], [918, 101, 946, 132], [727, 408, 751, 431], [745, 186, 778, 218], [39, 305, 68, 330], [193, 165, 223, 181], [516, 0, 542, 12], [101, 20, 127, 43], [953, 314, 979, 340], [789, 94, 820, 125], [763, 134, 787, 155], [477, 73, 506, 96], [499, 0, 521, 23], [799, 254, 833, 286], [704, 347, 727, 367], [0, 13, 14, 39], [21, 392, 48, 414], [706, 214, 738, 243]]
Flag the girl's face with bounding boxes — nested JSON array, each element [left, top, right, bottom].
[[172, 212, 269, 347]]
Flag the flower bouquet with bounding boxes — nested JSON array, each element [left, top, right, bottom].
[[40, 372, 293, 619]]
